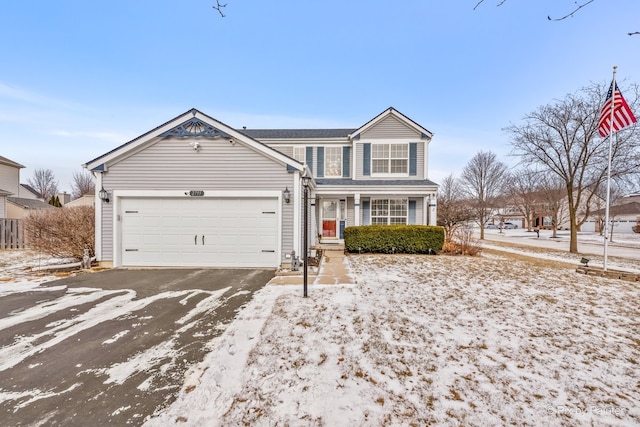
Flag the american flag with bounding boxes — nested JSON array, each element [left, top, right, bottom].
[[598, 81, 637, 137]]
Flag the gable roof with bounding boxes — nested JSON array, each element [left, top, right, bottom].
[[240, 129, 355, 139], [0, 155, 25, 169], [350, 107, 433, 140], [84, 108, 304, 173]]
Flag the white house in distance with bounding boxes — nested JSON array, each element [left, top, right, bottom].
[[83, 107, 439, 269]]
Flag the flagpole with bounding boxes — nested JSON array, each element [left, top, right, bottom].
[[603, 65, 616, 272]]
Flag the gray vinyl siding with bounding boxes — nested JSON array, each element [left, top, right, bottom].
[[0, 197, 6, 218], [346, 197, 355, 227], [360, 115, 422, 139], [355, 141, 425, 180], [101, 137, 295, 264]]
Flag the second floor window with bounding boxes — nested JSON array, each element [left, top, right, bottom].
[[325, 147, 342, 177], [372, 143, 408, 175]]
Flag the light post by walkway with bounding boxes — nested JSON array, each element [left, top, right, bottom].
[[301, 173, 311, 298]]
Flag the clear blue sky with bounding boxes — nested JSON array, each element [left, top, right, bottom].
[[1, 0, 639, 193]]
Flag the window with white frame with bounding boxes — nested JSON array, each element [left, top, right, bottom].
[[371, 198, 407, 225], [293, 146, 306, 163], [371, 143, 408, 175], [325, 146, 342, 177]]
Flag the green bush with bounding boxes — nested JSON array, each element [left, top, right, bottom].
[[344, 225, 444, 254]]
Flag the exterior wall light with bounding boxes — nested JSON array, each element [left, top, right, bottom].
[[98, 187, 110, 203], [283, 187, 291, 204]]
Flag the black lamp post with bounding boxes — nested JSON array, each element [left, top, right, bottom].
[[301, 174, 311, 297]]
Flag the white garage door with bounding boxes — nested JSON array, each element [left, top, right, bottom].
[[120, 197, 279, 267]]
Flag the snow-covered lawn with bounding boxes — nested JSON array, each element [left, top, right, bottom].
[[147, 253, 640, 426]]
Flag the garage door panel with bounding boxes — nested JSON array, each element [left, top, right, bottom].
[[121, 197, 279, 267]]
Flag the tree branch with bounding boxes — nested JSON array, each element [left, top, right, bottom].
[[213, 0, 227, 17], [547, 0, 596, 21], [473, 0, 507, 11]]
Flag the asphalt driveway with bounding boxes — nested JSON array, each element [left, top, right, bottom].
[[0, 268, 274, 426]]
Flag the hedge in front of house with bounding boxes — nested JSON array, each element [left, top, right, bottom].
[[343, 225, 444, 254]]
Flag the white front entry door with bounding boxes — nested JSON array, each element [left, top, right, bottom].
[[120, 197, 279, 267]]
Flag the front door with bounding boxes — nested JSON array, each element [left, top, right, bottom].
[[322, 200, 338, 238]]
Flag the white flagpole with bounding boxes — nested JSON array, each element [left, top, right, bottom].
[[603, 65, 617, 271]]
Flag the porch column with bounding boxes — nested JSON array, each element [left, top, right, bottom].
[[94, 172, 104, 262], [354, 193, 361, 226], [428, 195, 437, 226]]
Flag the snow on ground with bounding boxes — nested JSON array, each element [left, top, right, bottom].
[[146, 252, 640, 426], [2, 243, 639, 426]]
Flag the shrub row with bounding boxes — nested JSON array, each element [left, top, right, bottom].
[[24, 206, 95, 260], [343, 225, 444, 254]]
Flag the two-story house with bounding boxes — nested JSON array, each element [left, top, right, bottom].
[[84, 107, 439, 269], [0, 155, 53, 220]]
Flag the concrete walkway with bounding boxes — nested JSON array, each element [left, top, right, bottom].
[[268, 248, 353, 286]]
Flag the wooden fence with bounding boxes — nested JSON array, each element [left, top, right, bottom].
[[0, 219, 24, 249]]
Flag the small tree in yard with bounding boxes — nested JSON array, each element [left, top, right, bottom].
[[437, 174, 475, 242], [460, 150, 509, 240], [28, 168, 59, 201], [24, 206, 95, 260]]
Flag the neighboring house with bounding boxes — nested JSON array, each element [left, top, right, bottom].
[[64, 193, 95, 208], [583, 199, 640, 234], [7, 197, 54, 219], [0, 155, 55, 219], [0, 155, 26, 219], [84, 107, 439, 268], [18, 183, 42, 200]]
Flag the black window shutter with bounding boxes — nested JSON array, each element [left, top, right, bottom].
[[317, 147, 324, 178], [342, 146, 350, 178], [409, 143, 417, 176], [408, 200, 416, 224], [306, 146, 313, 173], [363, 143, 371, 176], [362, 200, 370, 225]]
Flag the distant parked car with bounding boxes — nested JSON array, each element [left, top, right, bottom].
[[485, 223, 498, 229], [502, 222, 518, 229]]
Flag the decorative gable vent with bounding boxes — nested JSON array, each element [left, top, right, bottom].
[[160, 117, 232, 138]]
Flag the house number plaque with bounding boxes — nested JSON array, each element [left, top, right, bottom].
[[188, 190, 205, 197]]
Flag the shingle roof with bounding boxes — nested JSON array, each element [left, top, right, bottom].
[[238, 129, 356, 139], [315, 178, 439, 186], [7, 197, 54, 210]]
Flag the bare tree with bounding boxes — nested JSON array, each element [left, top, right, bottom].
[[504, 167, 540, 232], [437, 174, 475, 242], [506, 82, 640, 253], [538, 173, 570, 239], [27, 168, 59, 201], [71, 170, 95, 199], [212, 0, 227, 17], [460, 151, 509, 240], [473, 0, 637, 35]]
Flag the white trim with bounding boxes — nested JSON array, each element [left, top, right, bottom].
[[112, 190, 282, 268], [350, 108, 433, 140], [293, 171, 301, 257], [84, 110, 304, 173], [94, 172, 104, 262]]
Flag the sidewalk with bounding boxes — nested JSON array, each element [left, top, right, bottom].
[[268, 248, 353, 286]]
